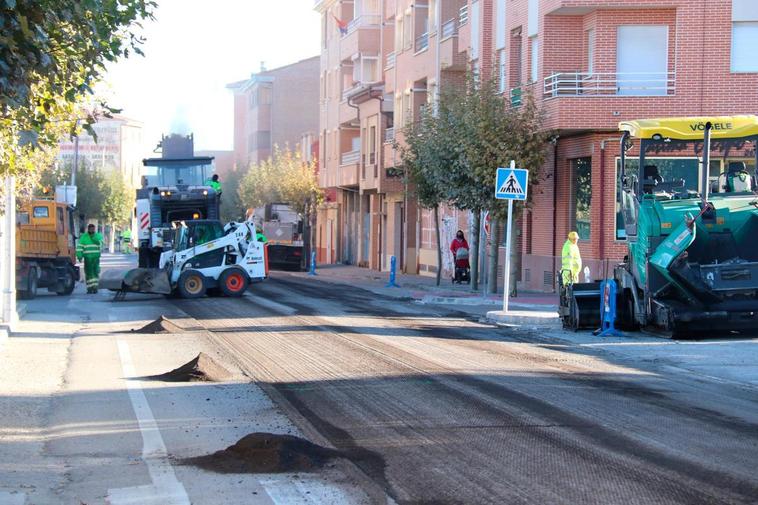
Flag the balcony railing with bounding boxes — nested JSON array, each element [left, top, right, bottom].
[[510, 86, 522, 107], [385, 127, 395, 143], [415, 32, 430, 52], [543, 71, 676, 98], [441, 18, 458, 40], [345, 14, 382, 36], [341, 149, 360, 165], [459, 5, 469, 26], [385, 51, 396, 69]]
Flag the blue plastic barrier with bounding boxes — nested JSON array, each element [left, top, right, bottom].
[[385, 255, 400, 288], [597, 279, 622, 337], [308, 251, 317, 276]]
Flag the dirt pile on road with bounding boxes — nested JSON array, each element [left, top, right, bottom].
[[183, 433, 341, 473], [132, 315, 186, 334], [148, 352, 231, 382]]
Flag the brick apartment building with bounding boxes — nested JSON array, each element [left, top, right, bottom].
[[227, 57, 320, 169], [315, 0, 758, 289]]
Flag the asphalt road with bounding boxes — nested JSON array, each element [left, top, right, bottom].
[[175, 273, 758, 505]]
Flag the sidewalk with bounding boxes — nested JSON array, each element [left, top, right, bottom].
[[286, 264, 559, 323]]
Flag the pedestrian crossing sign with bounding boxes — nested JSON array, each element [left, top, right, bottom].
[[495, 167, 529, 201]]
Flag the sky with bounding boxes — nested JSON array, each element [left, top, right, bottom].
[[99, 0, 321, 155]]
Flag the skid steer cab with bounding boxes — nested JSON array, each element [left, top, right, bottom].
[[100, 219, 268, 300]]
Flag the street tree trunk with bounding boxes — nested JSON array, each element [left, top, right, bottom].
[[487, 217, 500, 294], [108, 223, 116, 253], [470, 210, 480, 291], [433, 205, 442, 286]]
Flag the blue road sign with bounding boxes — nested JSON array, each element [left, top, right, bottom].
[[495, 167, 529, 201]]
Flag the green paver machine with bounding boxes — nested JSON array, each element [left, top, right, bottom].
[[561, 116, 758, 336]]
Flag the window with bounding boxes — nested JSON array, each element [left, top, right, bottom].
[[495, 0, 507, 50], [528, 0, 539, 36], [732, 22, 758, 72], [33, 206, 49, 218], [402, 92, 411, 125], [498, 49, 507, 93], [369, 125, 376, 165], [471, 1, 480, 59], [258, 86, 272, 106], [732, 0, 758, 71], [529, 36, 539, 83], [587, 29, 595, 74], [571, 158, 592, 241], [404, 12, 412, 50], [617, 25, 668, 96]]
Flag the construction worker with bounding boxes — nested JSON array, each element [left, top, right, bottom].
[[205, 174, 222, 195], [256, 227, 268, 243], [77, 224, 104, 294], [561, 231, 582, 284], [121, 227, 132, 254]]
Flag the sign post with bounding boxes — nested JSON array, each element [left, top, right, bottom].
[[495, 161, 529, 313]]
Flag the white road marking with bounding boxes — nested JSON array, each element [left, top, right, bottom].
[[0, 491, 26, 505], [244, 292, 297, 315], [260, 476, 360, 505], [107, 340, 190, 505]]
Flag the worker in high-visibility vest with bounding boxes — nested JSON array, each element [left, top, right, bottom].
[[561, 231, 582, 284], [205, 174, 222, 195], [121, 228, 132, 254], [77, 223, 104, 293]]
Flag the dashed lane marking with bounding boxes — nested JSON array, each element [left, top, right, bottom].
[[107, 340, 190, 505]]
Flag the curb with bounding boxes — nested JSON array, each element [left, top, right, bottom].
[[485, 310, 562, 328], [419, 295, 557, 311]]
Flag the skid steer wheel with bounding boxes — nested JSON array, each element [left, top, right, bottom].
[[177, 270, 207, 299], [219, 268, 249, 297]]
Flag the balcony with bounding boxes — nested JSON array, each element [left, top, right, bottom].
[[340, 14, 381, 61], [510, 87, 522, 108], [459, 5, 468, 26], [384, 127, 395, 143], [341, 149, 360, 166], [543, 72, 676, 98], [440, 19, 465, 71], [441, 19, 458, 40], [385, 51, 396, 70], [415, 32, 429, 53]]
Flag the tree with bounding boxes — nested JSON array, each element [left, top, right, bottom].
[[238, 146, 323, 215], [1, 0, 155, 181], [220, 167, 246, 223], [398, 70, 552, 292], [100, 170, 132, 252], [396, 106, 452, 286]]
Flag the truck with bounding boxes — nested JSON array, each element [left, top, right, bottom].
[[136, 134, 220, 268], [560, 115, 758, 337], [100, 219, 268, 299], [16, 198, 79, 299], [254, 203, 306, 270]]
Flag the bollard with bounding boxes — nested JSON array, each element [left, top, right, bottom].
[[385, 255, 400, 288], [596, 279, 622, 337], [308, 251, 317, 276]]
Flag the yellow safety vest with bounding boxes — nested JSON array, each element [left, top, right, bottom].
[[561, 239, 582, 283]]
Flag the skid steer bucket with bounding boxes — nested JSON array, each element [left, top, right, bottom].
[[99, 268, 172, 295]]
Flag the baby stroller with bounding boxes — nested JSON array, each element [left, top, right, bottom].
[[453, 247, 471, 284]]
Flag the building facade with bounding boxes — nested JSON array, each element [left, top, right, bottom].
[[58, 115, 144, 189], [315, 0, 758, 289], [228, 57, 320, 169]]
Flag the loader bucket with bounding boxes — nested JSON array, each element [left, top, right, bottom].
[[99, 268, 172, 295]]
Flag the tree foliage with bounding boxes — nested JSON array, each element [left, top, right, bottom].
[[238, 146, 323, 215], [100, 169, 132, 226], [399, 70, 552, 288], [0, 0, 155, 179]]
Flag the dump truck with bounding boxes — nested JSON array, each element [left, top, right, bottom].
[[16, 198, 79, 299], [137, 134, 220, 268], [560, 115, 758, 336], [100, 219, 267, 299], [254, 203, 305, 270]]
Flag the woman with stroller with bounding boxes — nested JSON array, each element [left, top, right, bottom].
[[450, 230, 471, 284]]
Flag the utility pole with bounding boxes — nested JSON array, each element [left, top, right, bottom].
[[71, 133, 79, 185], [0, 176, 17, 334]]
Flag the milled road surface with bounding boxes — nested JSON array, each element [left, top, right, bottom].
[[176, 273, 758, 505]]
